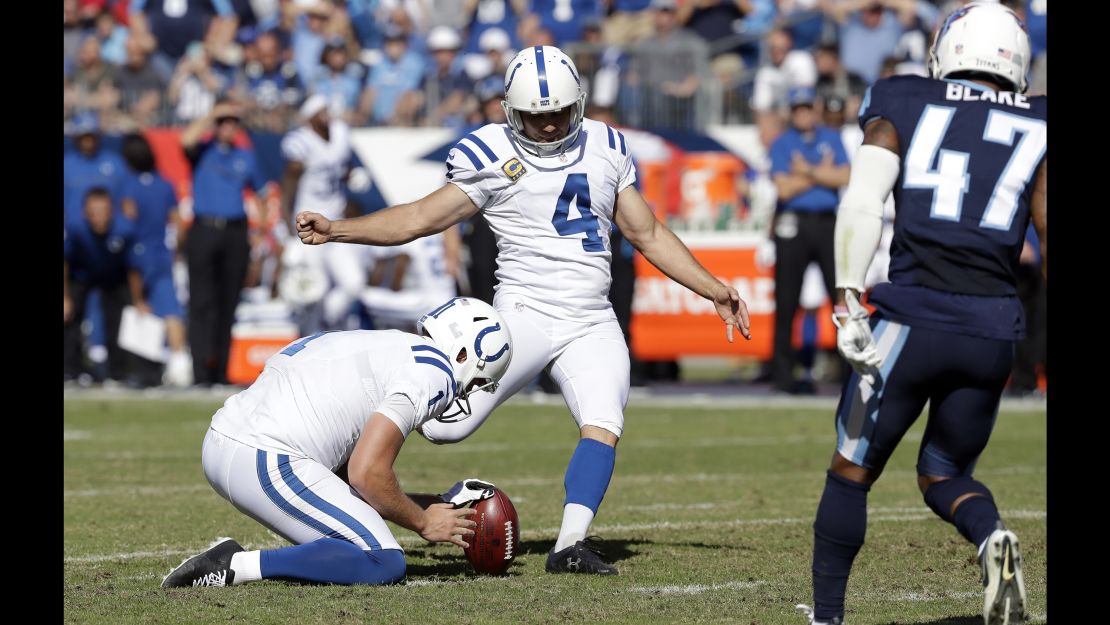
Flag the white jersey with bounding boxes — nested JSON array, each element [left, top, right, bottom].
[[360, 234, 457, 327], [281, 120, 352, 221], [397, 234, 455, 296], [446, 118, 636, 322], [209, 330, 457, 470]]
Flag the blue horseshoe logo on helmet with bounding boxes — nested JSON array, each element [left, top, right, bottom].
[[474, 323, 509, 362]]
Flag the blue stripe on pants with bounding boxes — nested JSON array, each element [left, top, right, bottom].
[[256, 450, 340, 539], [836, 320, 911, 466], [276, 454, 383, 550]]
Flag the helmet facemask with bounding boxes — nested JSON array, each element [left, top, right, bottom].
[[416, 298, 513, 424], [500, 45, 588, 157], [437, 368, 500, 423], [502, 94, 586, 157]]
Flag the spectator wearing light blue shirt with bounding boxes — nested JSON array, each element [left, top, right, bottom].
[[312, 37, 365, 123], [419, 27, 474, 130], [829, 0, 910, 84], [94, 9, 129, 67], [359, 27, 426, 126], [291, 2, 333, 91]]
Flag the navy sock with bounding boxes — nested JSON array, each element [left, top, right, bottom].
[[812, 471, 870, 621], [564, 438, 616, 512], [260, 538, 406, 585], [923, 477, 1000, 548], [953, 493, 1002, 549]]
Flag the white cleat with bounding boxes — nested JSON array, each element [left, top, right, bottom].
[[163, 351, 194, 388], [795, 604, 844, 625], [981, 526, 1027, 625]]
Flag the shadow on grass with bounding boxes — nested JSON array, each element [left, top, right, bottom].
[[402, 547, 524, 579], [517, 537, 650, 564], [395, 536, 684, 580]]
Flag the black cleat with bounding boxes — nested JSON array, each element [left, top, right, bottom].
[[161, 538, 244, 588], [545, 537, 618, 575]]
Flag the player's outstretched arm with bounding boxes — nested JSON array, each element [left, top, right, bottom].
[[296, 183, 480, 247], [614, 186, 751, 342], [348, 413, 477, 548], [1031, 156, 1047, 282]]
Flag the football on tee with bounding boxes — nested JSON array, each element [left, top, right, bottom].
[[463, 489, 520, 575]]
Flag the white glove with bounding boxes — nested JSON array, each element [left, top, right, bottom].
[[755, 237, 776, 269], [832, 291, 882, 386], [441, 478, 496, 508]]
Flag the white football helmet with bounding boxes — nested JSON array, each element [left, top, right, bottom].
[[501, 45, 587, 156], [417, 297, 513, 421], [929, 2, 1031, 92], [278, 243, 328, 306]]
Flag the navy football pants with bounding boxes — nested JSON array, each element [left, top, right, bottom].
[[835, 315, 1013, 477]]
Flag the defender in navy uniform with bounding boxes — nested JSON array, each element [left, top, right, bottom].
[[796, 4, 1046, 625]]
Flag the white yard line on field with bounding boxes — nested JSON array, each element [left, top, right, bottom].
[[66, 510, 1046, 564], [631, 580, 766, 594], [63, 385, 1048, 413], [62, 464, 1044, 500], [64, 484, 211, 498]]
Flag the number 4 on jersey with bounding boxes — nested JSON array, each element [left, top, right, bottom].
[[551, 173, 604, 252]]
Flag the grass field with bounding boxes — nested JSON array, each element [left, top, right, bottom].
[[64, 397, 1047, 624]]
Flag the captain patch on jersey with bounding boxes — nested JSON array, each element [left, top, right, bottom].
[[502, 158, 526, 182]]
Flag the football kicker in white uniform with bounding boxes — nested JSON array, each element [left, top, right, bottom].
[[161, 297, 512, 588], [280, 95, 370, 330], [296, 45, 752, 575]]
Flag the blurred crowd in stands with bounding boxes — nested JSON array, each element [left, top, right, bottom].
[[63, 0, 1047, 395]]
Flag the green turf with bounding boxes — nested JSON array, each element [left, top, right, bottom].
[[64, 398, 1046, 624]]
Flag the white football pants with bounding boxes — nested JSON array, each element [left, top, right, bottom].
[[201, 427, 402, 551], [419, 296, 630, 443]]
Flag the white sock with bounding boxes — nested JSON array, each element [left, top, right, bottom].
[[554, 503, 595, 552], [230, 550, 262, 585]]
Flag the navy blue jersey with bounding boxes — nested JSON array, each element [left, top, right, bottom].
[[131, 0, 233, 60], [65, 216, 139, 285], [243, 62, 305, 110], [861, 75, 1046, 340]]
